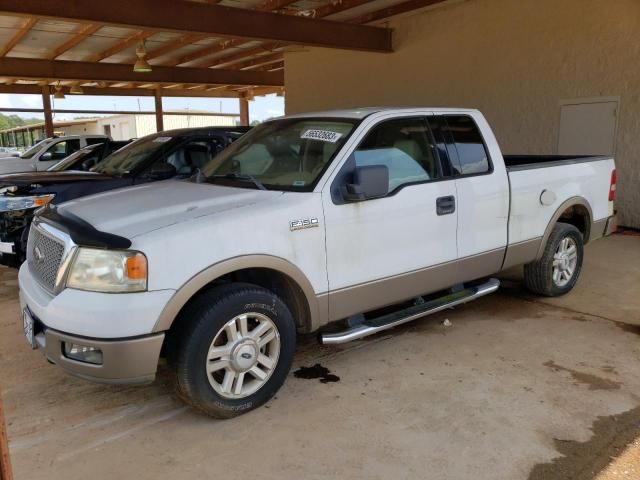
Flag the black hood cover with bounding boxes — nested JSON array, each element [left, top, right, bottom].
[[37, 204, 131, 249], [0, 171, 112, 188]]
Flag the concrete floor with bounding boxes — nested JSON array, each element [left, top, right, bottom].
[[1, 234, 640, 480]]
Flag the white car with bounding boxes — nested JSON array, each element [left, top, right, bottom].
[[0, 147, 19, 157], [0, 135, 109, 174], [19, 108, 616, 418]]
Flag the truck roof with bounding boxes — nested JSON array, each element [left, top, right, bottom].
[[147, 125, 252, 137], [280, 107, 480, 120]]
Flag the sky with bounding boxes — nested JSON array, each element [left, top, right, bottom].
[[0, 92, 285, 122]]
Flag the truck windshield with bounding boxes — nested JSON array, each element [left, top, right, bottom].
[[199, 118, 357, 191], [93, 134, 176, 176], [21, 139, 52, 159]]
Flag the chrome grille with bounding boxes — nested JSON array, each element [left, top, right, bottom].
[[27, 225, 66, 293]]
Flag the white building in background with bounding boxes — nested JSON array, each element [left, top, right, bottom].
[[0, 111, 240, 146], [92, 111, 240, 140]]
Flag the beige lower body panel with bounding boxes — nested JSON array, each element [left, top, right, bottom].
[[501, 237, 542, 270], [326, 249, 505, 322], [590, 217, 611, 242]]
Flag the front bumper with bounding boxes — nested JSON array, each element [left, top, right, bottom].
[[19, 263, 176, 384], [32, 318, 164, 384]]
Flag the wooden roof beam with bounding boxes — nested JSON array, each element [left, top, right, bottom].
[[0, 17, 37, 57], [134, 0, 298, 65], [0, 0, 392, 52], [91, 30, 155, 62], [0, 57, 284, 87], [144, 33, 208, 61], [347, 0, 448, 24], [208, 44, 281, 69], [0, 82, 243, 98], [46, 23, 102, 59], [176, 0, 373, 67], [301, 0, 372, 19], [233, 53, 283, 70]]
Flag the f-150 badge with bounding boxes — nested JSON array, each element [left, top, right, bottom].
[[290, 217, 319, 231]]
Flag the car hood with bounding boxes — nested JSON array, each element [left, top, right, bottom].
[[0, 158, 34, 174], [0, 171, 111, 189], [57, 180, 285, 239]]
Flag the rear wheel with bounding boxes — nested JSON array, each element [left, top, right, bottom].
[[524, 222, 584, 296], [169, 283, 296, 418]]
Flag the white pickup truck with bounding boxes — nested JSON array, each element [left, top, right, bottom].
[[18, 108, 616, 418], [0, 135, 110, 174]]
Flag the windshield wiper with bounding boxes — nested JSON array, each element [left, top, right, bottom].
[[207, 173, 267, 190]]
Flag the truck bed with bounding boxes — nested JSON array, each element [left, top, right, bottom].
[[504, 154, 615, 248], [504, 154, 609, 171]]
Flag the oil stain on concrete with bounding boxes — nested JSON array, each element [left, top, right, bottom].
[[528, 407, 640, 480], [544, 360, 622, 391], [293, 364, 340, 383]]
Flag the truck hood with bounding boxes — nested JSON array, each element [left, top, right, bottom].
[[0, 171, 112, 189], [0, 158, 34, 175], [57, 180, 284, 239]]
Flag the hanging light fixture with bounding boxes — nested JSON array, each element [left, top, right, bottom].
[[134, 40, 152, 73], [53, 82, 65, 99], [69, 83, 84, 94]]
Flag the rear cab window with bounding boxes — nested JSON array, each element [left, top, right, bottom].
[[443, 115, 492, 176]]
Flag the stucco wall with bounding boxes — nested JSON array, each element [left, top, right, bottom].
[[284, 0, 640, 227]]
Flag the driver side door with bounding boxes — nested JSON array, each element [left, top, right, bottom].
[[323, 115, 459, 321]]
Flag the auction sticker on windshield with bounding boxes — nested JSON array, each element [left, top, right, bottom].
[[301, 129, 343, 143]]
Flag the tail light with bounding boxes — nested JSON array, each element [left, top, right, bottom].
[[609, 169, 617, 201]]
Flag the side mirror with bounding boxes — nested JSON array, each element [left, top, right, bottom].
[[343, 165, 389, 202], [40, 152, 53, 161], [146, 163, 177, 180]]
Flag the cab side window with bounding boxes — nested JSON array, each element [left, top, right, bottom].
[[45, 139, 81, 160], [444, 115, 491, 175], [354, 118, 440, 193], [162, 139, 219, 176]]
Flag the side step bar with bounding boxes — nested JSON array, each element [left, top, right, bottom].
[[320, 278, 500, 345]]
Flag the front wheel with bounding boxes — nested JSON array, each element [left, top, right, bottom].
[[524, 222, 584, 296], [169, 283, 296, 418]]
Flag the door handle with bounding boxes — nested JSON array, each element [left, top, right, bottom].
[[436, 195, 456, 216]]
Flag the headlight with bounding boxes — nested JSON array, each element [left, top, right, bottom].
[[66, 248, 147, 293], [0, 193, 55, 212]]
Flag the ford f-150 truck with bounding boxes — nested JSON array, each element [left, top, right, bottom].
[[0, 128, 247, 267], [18, 108, 616, 418]]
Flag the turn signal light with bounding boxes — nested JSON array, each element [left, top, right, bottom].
[[126, 253, 147, 280], [33, 196, 54, 208]]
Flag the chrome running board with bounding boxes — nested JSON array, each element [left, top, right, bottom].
[[320, 278, 500, 345]]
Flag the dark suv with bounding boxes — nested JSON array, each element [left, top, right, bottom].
[[0, 126, 250, 266]]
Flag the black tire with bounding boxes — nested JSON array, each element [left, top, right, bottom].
[[168, 283, 296, 418], [523, 222, 584, 297]]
